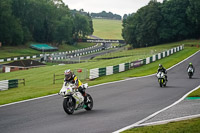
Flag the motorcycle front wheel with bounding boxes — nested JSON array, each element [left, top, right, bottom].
[[85, 94, 93, 111], [159, 79, 163, 87], [63, 96, 75, 115]]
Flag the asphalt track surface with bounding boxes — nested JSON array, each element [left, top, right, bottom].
[[0, 51, 200, 133]]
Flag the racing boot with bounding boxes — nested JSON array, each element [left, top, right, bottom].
[[78, 86, 87, 105], [83, 92, 87, 104], [82, 92, 87, 108]]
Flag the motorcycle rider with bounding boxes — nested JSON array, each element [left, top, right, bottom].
[[64, 69, 87, 102], [157, 64, 168, 81], [187, 63, 195, 73]]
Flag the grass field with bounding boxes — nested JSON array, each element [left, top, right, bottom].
[[188, 88, 200, 97], [123, 117, 200, 133], [0, 40, 199, 105], [92, 19, 123, 39], [94, 43, 179, 61], [0, 42, 95, 59]]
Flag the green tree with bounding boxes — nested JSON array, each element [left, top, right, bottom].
[[1, 0, 94, 46], [73, 13, 93, 40], [158, 0, 191, 42], [54, 15, 73, 44], [122, 0, 199, 47], [122, 13, 137, 46], [0, 0, 23, 45], [187, 0, 200, 38], [12, 0, 72, 44], [122, 0, 162, 47]]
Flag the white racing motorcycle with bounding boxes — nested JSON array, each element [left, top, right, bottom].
[[157, 71, 167, 87], [59, 82, 93, 115], [187, 67, 194, 79]]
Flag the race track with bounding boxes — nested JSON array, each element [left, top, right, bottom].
[[0, 51, 200, 133]]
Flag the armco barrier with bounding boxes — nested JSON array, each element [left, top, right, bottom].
[[113, 65, 119, 74], [89, 45, 184, 80], [143, 59, 146, 65], [89, 63, 129, 80], [119, 63, 125, 72], [106, 66, 113, 75], [8, 79, 18, 88], [0, 44, 100, 63], [0, 80, 9, 91], [99, 68, 106, 77], [146, 57, 150, 64], [0, 79, 25, 91], [125, 63, 130, 71], [130, 60, 143, 68], [89, 68, 99, 80]]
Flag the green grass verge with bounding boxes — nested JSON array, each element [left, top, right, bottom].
[[88, 46, 198, 85], [0, 42, 95, 59], [188, 88, 200, 97], [0, 41, 199, 105], [92, 19, 123, 39], [123, 117, 200, 133], [58, 42, 95, 51], [0, 45, 41, 59]]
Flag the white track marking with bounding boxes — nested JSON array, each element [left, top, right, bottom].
[[113, 84, 200, 133], [0, 94, 57, 108], [138, 114, 200, 127]]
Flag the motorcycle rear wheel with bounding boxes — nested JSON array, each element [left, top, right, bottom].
[[188, 72, 193, 79]]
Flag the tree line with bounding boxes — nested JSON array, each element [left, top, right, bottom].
[[0, 0, 93, 46], [91, 11, 121, 20], [122, 0, 200, 48]]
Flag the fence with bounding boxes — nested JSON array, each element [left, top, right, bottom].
[[53, 68, 88, 84], [89, 45, 184, 80], [0, 79, 25, 91]]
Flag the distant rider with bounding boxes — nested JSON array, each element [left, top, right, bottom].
[[157, 64, 168, 81], [64, 69, 86, 101], [187, 63, 195, 73]]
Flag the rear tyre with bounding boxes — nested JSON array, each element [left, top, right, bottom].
[[188, 72, 193, 79], [63, 96, 75, 115], [85, 94, 93, 111]]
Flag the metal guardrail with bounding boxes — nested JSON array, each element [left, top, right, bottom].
[[0, 44, 99, 63], [0, 79, 25, 91], [89, 45, 184, 80]]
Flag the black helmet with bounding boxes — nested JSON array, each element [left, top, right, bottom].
[[159, 64, 163, 68], [64, 69, 72, 80]]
